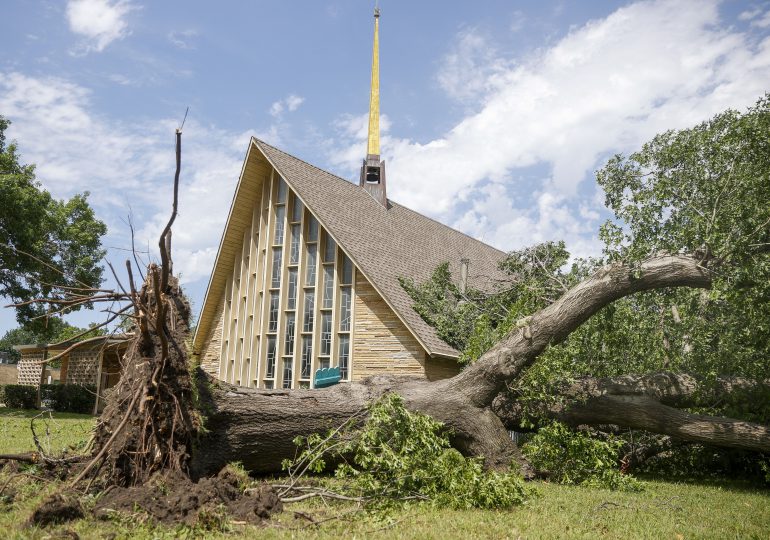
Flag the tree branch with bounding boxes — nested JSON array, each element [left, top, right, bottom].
[[446, 254, 713, 406]]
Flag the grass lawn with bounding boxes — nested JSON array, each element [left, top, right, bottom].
[[0, 406, 95, 456], [1, 407, 768, 539]]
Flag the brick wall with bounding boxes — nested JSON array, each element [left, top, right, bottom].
[[199, 295, 225, 376], [0, 364, 20, 385], [352, 273, 427, 380]]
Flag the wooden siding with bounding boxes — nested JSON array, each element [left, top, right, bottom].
[[352, 273, 425, 379]]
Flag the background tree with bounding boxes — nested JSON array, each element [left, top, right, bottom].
[[403, 95, 770, 481], [0, 115, 107, 334], [0, 318, 106, 363]]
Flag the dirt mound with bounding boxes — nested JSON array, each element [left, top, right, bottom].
[[29, 493, 84, 527], [93, 468, 282, 527]]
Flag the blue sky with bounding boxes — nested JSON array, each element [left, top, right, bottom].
[[1, 0, 769, 334]]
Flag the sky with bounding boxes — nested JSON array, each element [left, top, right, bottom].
[[1, 0, 769, 335]]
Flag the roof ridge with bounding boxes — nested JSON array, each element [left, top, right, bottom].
[[253, 137, 506, 258], [253, 137, 358, 189]]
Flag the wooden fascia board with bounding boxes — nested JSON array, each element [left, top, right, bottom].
[[192, 141, 262, 353], [251, 139, 447, 360]]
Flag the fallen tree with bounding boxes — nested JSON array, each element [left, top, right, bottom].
[[4, 97, 768, 526], [493, 372, 770, 453], [191, 253, 714, 476]]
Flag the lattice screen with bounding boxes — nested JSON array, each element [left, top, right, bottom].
[[16, 350, 100, 387], [66, 350, 100, 385], [16, 353, 44, 386]]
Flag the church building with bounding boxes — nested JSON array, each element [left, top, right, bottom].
[[192, 9, 507, 389]]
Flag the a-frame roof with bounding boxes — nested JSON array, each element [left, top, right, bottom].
[[193, 138, 507, 359]]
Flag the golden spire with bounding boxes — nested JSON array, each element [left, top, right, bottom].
[[366, 7, 381, 157]]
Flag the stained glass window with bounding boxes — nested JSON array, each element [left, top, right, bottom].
[[303, 291, 315, 332], [301, 337, 312, 379], [321, 312, 332, 356], [274, 205, 285, 244], [290, 224, 300, 264], [284, 313, 295, 355], [339, 286, 351, 332], [338, 335, 350, 380], [323, 266, 334, 309], [282, 358, 292, 388], [287, 269, 298, 310], [268, 292, 279, 332], [271, 247, 282, 288], [265, 336, 276, 378], [305, 244, 317, 286]]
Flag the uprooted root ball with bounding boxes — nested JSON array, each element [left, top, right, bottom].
[[93, 468, 282, 527]]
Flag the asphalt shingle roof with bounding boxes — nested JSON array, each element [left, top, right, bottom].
[[254, 139, 507, 358]]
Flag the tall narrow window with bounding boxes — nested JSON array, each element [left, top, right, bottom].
[[323, 236, 336, 263], [274, 205, 285, 244], [287, 269, 298, 310], [271, 247, 282, 288], [265, 337, 276, 378], [307, 216, 318, 242], [282, 359, 292, 388], [277, 177, 287, 203], [322, 266, 334, 309], [339, 286, 352, 332], [320, 313, 332, 356], [284, 314, 295, 355], [301, 337, 312, 379], [268, 292, 279, 332], [290, 224, 301, 264], [341, 254, 353, 284], [338, 335, 350, 380], [291, 196, 302, 222], [305, 244, 317, 286], [303, 291, 315, 332]]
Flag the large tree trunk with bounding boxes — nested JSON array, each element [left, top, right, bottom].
[[494, 373, 770, 452], [192, 373, 525, 476], [192, 255, 722, 475]]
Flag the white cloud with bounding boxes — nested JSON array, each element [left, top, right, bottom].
[[329, 0, 770, 257], [436, 28, 510, 103], [269, 94, 305, 117], [66, 0, 136, 53], [0, 72, 278, 287], [510, 10, 527, 33], [168, 29, 198, 49], [108, 73, 135, 86], [754, 11, 770, 28]]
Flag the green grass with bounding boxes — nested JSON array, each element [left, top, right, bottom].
[[1, 407, 768, 539], [0, 407, 95, 456]]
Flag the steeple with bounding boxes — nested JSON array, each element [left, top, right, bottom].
[[367, 7, 380, 157], [360, 6, 387, 207]]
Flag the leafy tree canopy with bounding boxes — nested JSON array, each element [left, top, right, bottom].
[[0, 115, 107, 332], [401, 94, 770, 482], [0, 317, 105, 363]]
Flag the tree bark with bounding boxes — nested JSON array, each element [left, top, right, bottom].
[[191, 373, 529, 477], [192, 255, 718, 476], [493, 372, 770, 453]]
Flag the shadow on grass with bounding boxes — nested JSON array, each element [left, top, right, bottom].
[[637, 473, 770, 495], [0, 406, 94, 420]]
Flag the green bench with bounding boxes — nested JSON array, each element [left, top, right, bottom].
[[314, 366, 342, 388]]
